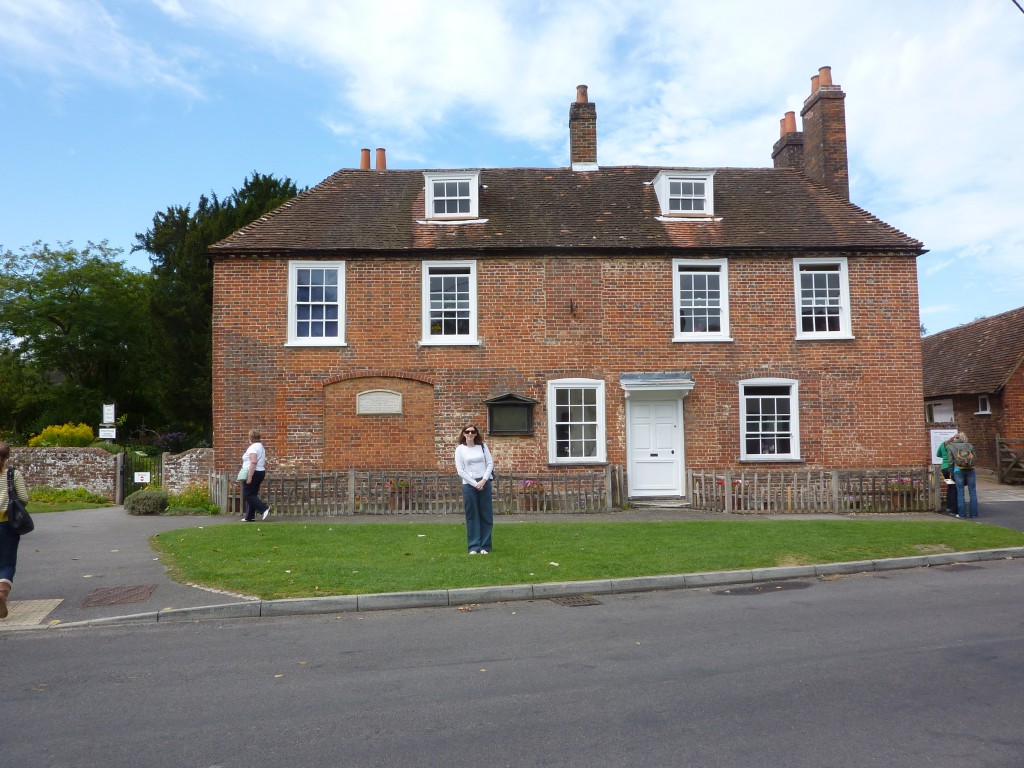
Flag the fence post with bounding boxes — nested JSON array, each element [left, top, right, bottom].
[[724, 470, 732, 513], [831, 470, 839, 512]]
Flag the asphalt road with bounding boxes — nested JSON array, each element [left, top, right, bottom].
[[4, 556, 1023, 768]]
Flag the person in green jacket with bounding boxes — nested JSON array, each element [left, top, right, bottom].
[[936, 437, 958, 516]]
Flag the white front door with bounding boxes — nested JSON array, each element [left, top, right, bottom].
[[628, 399, 682, 497]]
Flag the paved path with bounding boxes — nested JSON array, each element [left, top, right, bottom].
[[2, 475, 1022, 631]]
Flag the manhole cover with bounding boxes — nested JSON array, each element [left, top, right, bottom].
[[81, 585, 156, 608], [716, 581, 813, 596], [550, 595, 602, 607]]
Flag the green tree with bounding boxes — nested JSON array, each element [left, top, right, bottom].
[[0, 242, 158, 437], [134, 172, 299, 439]]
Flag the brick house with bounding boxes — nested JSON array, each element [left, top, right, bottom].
[[922, 305, 1024, 471], [209, 67, 927, 499]]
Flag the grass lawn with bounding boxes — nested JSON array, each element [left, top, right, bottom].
[[151, 518, 1024, 600], [27, 501, 111, 514]]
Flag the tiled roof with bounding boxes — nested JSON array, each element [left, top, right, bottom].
[[209, 166, 924, 255], [922, 305, 1024, 397]]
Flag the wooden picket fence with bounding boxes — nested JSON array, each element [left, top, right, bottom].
[[996, 437, 1024, 485], [687, 467, 940, 513], [211, 466, 625, 517]]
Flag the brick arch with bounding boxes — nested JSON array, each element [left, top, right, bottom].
[[322, 370, 435, 387], [323, 376, 437, 470]]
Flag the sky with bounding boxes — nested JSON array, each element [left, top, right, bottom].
[[1, 0, 1022, 336]]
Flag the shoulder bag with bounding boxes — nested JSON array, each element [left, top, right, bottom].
[[6, 467, 34, 535]]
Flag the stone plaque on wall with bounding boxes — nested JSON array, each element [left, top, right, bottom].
[[356, 390, 403, 415]]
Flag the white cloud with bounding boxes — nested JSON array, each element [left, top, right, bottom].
[[0, 0, 203, 96]]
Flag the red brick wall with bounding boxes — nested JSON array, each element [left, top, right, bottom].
[[1003, 363, 1024, 439], [212, 252, 927, 474]]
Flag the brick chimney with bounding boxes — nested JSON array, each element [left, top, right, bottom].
[[771, 110, 804, 170], [799, 66, 849, 200], [359, 148, 371, 170], [569, 84, 598, 170], [375, 147, 387, 171]]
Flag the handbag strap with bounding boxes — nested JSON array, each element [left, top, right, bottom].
[[6, 466, 14, 502]]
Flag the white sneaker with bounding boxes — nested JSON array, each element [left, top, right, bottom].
[[262, 507, 271, 521], [468, 550, 478, 555], [479, 549, 489, 555]]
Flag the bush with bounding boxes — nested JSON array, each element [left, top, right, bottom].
[[29, 422, 95, 447], [29, 485, 110, 505], [166, 485, 220, 515], [90, 440, 123, 454], [124, 489, 168, 516], [155, 431, 187, 453]]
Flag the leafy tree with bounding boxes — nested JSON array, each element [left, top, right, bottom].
[[134, 172, 299, 440], [0, 242, 159, 437]]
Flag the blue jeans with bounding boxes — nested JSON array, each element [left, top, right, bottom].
[[463, 480, 493, 552], [242, 470, 269, 520], [954, 468, 978, 518], [0, 521, 20, 582]]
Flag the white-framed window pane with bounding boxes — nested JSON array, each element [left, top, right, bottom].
[[422, 261, 478, 344], [289, 262, 344, 345], [794, 259, 851, 338], [741, 382, 798, 460], [547, 380, 606, 463], [674, 259, 729, 340], [678, 267, 722, 333], [429, 270, 471, 336]]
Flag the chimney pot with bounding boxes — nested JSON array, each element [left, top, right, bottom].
[[375, 147, 386, 171], [811, 74, 820, 93], [576, 84, 589, 103], [360, 148, 371, 170], [818, 66, 832, 86], [782, 111, 797, 135]]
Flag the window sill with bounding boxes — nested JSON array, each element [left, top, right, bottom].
[[794, 333, 855, 341], [284, 340, 348, 348], [739, 457, 804, 464], [974, 411, 991, 416], [418, 338, 480, 347], [673, 335, 733, 343]]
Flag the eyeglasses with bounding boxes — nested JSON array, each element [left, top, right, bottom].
[[464, 429, 477, 434]]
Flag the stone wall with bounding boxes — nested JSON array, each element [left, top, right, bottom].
[[10, 447, 120, 501], [8, 447, 216, 502], [163, 448, 215, 494]]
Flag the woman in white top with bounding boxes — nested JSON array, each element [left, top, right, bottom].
[[240, 429, 271, 522], [454, 425, 494, 554]]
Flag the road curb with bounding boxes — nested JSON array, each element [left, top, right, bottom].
[[50, 546, 1024, 629]]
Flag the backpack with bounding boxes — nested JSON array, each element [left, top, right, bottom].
[[949, 440, 976, 470]]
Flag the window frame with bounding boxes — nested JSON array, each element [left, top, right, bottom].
[[739, 378, 801, 462], [420, 260, 479, 345], [424, 171, 480, 220], [925, 398, 954, 423], [976, 395, 991, 415], [652, 170, 715, 217], [546, 378, 607, 464], [673, 258, 731, 341], [286, 260, 346, 347], [793, 257, 853, 340]]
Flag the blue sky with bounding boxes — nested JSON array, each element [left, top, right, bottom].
[[2, 0, 1022, 335]]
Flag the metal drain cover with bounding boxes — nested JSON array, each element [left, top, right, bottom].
[[81, 585, 156, 608], [550, 595, 602, 607]]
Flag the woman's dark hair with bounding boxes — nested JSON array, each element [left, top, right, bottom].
[[457, 425, 486, 448], [0, 442, 8, 473]]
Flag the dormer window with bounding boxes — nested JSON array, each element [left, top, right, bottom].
[[652, 170, 715, 217], [424, 171, 480, 220]]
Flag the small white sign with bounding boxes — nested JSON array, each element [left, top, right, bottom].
[[930, 428, 959, 464], [102, 403, 116, 424], [99, 428, 117, 439], [356, 390, 403, 415], [134, 472, 151, 484]]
